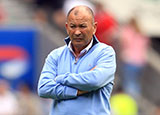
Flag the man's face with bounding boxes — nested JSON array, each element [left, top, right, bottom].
[[66, 9, 97, 49]]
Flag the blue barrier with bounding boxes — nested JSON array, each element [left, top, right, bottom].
[[0, 27, 37, 91]]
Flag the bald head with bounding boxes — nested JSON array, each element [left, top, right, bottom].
[[66, 5, 95, 23]]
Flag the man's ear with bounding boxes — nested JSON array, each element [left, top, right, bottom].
[[93, 22, 97, 35], [65, 22, 69, 34]]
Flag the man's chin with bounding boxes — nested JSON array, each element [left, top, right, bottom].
[[73, 42, 85, 48], [73, 41, 83, 44]]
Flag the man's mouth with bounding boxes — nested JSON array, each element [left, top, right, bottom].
[[74, 38, 83, 42]]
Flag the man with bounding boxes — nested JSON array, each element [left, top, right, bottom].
[[38, 5, 116, 115]]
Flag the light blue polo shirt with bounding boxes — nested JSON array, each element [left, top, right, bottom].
[[38, 35, 116, 115]]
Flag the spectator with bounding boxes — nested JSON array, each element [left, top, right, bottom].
[[94, 1, 117, 46], [34, 0, 66, 30], [110, 86, 138, 115], [119, 17, 150, 98], [0, 3, 7, 24], [0, 79, 19, 115], [16, 83, 43, 115]]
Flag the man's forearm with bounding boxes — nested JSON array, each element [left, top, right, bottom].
[[77, 90, 89, 96], [76, 67, 95, 96]]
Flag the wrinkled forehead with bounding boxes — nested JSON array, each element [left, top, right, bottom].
[[67, 6, 94, 23], [72, 7, 87, 15]]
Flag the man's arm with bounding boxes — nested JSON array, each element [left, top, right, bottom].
[[38, 50, 78, 100], [55, 46, 116, 91], [77, 90, 88, 96], [76, 66, 96, 96]]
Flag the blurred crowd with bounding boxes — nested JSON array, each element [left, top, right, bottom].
[[0, 0, 160, 115], [0, 78, 51, 115]]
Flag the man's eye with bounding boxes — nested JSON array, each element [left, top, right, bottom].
[[70, 25, 76, 28], [80, 25, 87, 28]]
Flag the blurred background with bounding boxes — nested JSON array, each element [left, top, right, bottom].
[[0, 0, 160, 115]]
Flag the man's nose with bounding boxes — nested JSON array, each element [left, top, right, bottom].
[[75, 29, 81, 36]]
